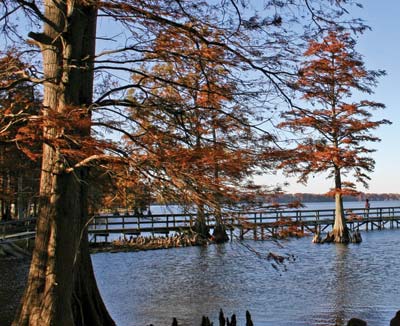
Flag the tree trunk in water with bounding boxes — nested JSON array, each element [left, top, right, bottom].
[[211, 125, 228, 243], [212, 207, 229, 243], [332, 169, 350, 243], [194, 203, 210, 239], [13, 2, 115, 325]]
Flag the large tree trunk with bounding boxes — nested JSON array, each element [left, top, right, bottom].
[[211, 126, 228, 244], [13, 1, 115, 325], [332, 168, 350, 243], [194, 203, 210, 239]]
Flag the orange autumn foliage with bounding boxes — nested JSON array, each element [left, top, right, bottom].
[[278, 31, 390, 195]]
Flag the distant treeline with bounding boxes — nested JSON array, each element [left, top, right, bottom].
[[275, 193, 400, 203]]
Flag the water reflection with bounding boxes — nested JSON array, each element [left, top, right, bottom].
[[1, 229, 400, 326], [92, 230, 400, 326], [331, 245, 352, 326]]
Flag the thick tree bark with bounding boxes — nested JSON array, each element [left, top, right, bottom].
[[332, 168, 350, 243], [13, 1, 115, 325]]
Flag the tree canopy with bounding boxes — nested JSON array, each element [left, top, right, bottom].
[[278, 30, 390, 242], [0, 0, 373, 324]]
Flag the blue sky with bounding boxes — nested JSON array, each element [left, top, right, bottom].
[[255, 0, 400, 194]]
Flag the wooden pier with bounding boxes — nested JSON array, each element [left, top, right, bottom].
[[2, 206, 400, 243], [88, 206, 400, 242]]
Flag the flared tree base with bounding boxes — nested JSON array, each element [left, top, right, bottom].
[[313, 228, 361, 244]]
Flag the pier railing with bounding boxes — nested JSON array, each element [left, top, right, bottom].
[[0, 217, 37, 241], [88, 206, 400, 241], [2, 206, 400, 242]]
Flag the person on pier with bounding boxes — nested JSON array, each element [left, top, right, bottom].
[[364, 199, 370, 218]]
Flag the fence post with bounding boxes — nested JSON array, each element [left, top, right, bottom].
[[151, 215, 154, 237]]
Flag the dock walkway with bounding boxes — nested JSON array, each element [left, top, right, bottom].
[[88, 206, 400, 242], [2, 206, 400, 243]]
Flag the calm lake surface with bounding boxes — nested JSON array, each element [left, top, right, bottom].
[[1, 200, 400, 326], [92, 228, 400, 326], [93, 200, 400, 326]]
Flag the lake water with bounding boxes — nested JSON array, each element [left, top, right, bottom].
[[92, 228, 400, 326], [92, 200, 400, 326], [1, 200, 400, 326]]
